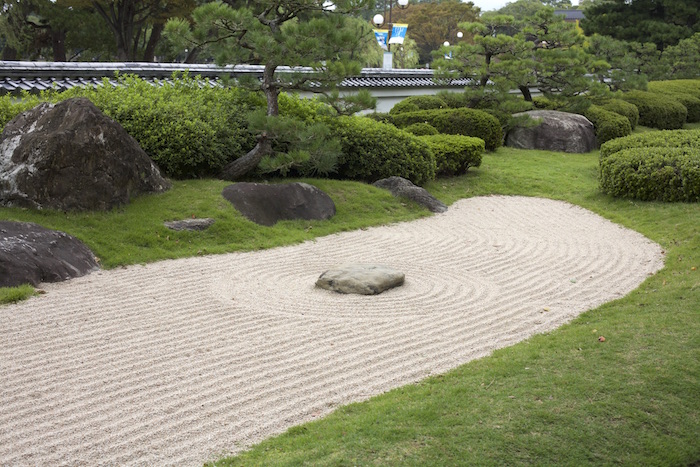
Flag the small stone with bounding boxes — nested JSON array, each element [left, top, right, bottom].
[[316, 263, 405, 295], [164, 218, 215, 231]]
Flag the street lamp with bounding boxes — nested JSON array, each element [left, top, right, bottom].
[[372, 0, 409, 52]]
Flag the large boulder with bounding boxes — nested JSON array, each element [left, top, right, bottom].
[[506, 110, 597, 153], [316, 263, 405, 295], [0, 97, 170, 211], [373, 176, 447, 213], [222, 182, 336, 226], [0, 221, 99, 287]]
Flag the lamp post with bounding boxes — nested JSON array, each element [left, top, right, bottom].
[[372, 0, 409, 69]]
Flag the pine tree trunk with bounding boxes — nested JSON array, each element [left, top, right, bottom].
[[519, 85, 533, 102], [219, 134, 271, 181], [219, 63, 279, 181]]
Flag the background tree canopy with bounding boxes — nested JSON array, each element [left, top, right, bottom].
[[580, 0, 700, 50]]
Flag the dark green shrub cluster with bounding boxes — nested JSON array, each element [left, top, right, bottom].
[[436, 91, 471, 109], [647, 81, 700, 123], [278, 93, 333, 122], [599, 147, 700, 202], [620, 90, 687, 130], [365, 112, 394, 125], [58, 75, 260, 179], [391, 108, 503, 151], [389, 95, 447, 115], [599, 99, 639, 129], [328, 116, 436, 185], [532, 97, 563, 110], [403, 122, 439, 136], [583, 105, 632, 145], [600, 129, 700, 158], [418, 134, 484, 176]]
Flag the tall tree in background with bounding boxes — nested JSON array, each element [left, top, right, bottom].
[[164, 0, 376, 180], [62, 0, 196, 61], [581, 0, 700, 51], [389, 0, 479, 64]]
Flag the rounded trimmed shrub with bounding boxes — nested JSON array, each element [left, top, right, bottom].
[[644, 83, 700, 123], [600, 129, 700, 159], [389, 95, 447, 115], [391, 108, 503, 151], [329, 116, 436, 185], [599, 147, 700, 202], [419, 134, 484, 176], [404, 122, 439, 136], [583, 105, 632, 145], [620, 90, 687, 130], [599, 98, 639, 129]]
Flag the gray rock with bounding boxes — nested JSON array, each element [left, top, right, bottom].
[[164, 218, 215, 231], [316, 263, 405, 295], [0, 221, 99, 287], [506, 110, 597, 153], [0, 97, 170, 211], [373, 176, 447, 213], [222, 182, 336, 226]]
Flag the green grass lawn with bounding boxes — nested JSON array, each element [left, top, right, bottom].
[[1, 146, 698, 465]]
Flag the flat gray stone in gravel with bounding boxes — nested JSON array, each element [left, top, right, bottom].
[[316, 263, 405, 295]]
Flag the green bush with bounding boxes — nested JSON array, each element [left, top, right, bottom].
[[69, 75, 260, 179], [328, 116, 436, 185], [599, 147, 700, 202], [278, 93, 333, 122], [419, 134, 484, 176], [3, 75, 260, 179], [436, 91, 471, 109], [645, 82, 700, 123], [365, 112, 394, 125], [403, 122, 439, 136], [532, 97, 563, 110], [389, 95, 447, 115], [0, 93, 43, 130], [600, 129, 700, 159], [599, 98, 639, 129], [583, 105, 632, 145], [620, 90, 687, 130], [391, 108, 503, 151], [648, 80, 700, 100]]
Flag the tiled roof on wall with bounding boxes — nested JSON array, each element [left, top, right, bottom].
[[0, 61, 470, 95]]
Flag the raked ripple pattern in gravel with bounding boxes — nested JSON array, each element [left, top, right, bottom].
[[0, 196, 665, 466]]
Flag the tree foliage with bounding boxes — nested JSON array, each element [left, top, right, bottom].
[[165, 0, 376, 179], [388, 0, 479, 64], [581, 0, 700, 51]]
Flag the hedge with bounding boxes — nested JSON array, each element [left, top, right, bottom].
[[620, 90, 687, 130], [599, 98, 639, 129], [403, 122, 439, 136], [419, 134, 484, 176], [600, 129, 700, 159], [1, 75, 260, 179], [647, 80, 700, 100], [583, 105, 632, 145], [329, 116, 436, 185], [389, 95, 447, 115], [645, 81, 700, 123], [599, 147, 700, 202], [391, 108, 503, 151]]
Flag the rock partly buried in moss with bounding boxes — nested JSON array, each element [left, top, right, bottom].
[[0, 221, 99, 288], [0, 97, 170, 211], [222, 182, 336, 226], [506, 110, 597, 153], [316, 263, 405, 295], [373, 176, 448, 213], [164, 218, 215, 231]]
